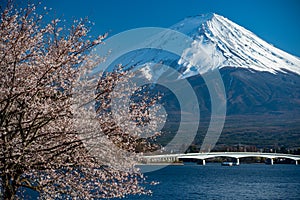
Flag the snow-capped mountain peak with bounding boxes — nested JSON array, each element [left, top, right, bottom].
[[172, 13, 300, 77]]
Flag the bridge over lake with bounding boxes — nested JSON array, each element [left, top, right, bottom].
[[142, 152, 300, 165]]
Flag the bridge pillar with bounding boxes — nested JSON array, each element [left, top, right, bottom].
[[197, 159, 206, 165], [296, 160, 298, 165], [270, 158, 274, 165], [236, 158, 240, 165]]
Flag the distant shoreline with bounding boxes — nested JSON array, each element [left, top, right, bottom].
[[137, 163, 184, 166]]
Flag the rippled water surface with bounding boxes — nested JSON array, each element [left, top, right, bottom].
[[128, 164, 300, 200]]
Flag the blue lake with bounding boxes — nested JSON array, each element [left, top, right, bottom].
[[127, 164, 300, 200]]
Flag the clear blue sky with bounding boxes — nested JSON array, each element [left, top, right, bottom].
[[8, 0, 300, 57]]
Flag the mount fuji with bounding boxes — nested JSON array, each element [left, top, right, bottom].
[[110, 13, 300, 148]]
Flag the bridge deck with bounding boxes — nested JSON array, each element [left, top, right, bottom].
[[142, 152, 300, 164]]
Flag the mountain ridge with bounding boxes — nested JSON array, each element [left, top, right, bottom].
[[154, 13, 300, 148]]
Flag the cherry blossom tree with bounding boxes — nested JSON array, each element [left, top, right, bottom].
[[95, 67, 162, 153], [0, 2, 161, 199]]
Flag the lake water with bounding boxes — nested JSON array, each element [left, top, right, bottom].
[[127, 164, 300, 200]]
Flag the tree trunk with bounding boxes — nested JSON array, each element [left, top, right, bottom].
[[2, 174, 17, 200]]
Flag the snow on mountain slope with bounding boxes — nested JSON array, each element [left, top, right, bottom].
[[171, 13, 300, 77]]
